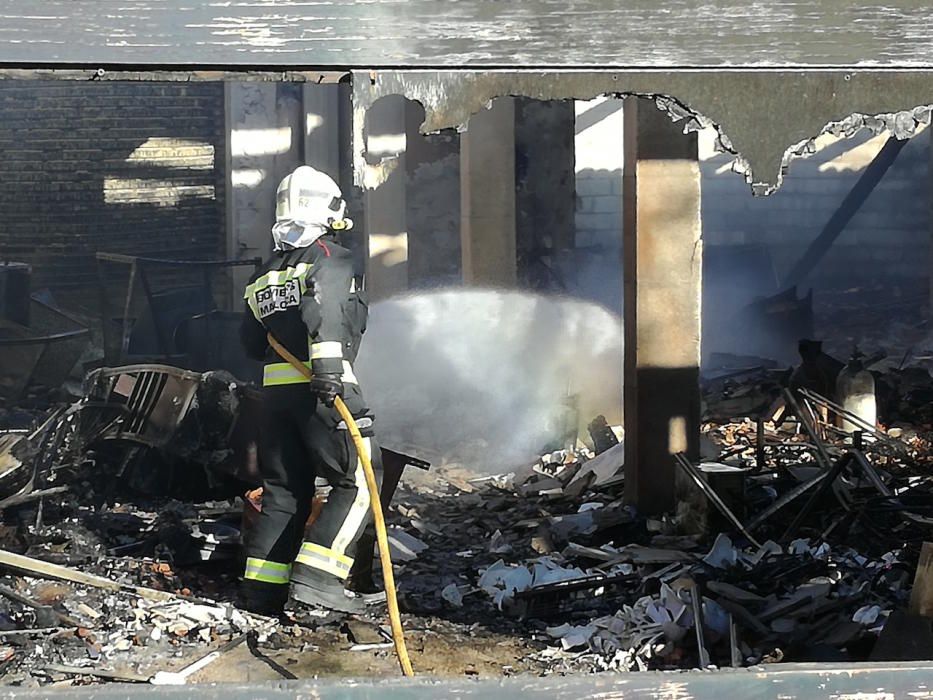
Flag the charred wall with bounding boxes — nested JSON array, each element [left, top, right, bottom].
[[0, 81, 226, 299], [404, 104, 462, 289], [515, 98, 576, 290]]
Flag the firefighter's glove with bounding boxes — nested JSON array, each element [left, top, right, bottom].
[[310, 375, 343, 407]]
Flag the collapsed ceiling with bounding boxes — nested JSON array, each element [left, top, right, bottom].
[[352, 70, 933, 194]]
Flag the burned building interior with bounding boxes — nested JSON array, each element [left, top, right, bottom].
[[2, 2, 933, 697]]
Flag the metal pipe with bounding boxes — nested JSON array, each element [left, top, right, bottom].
[[674, 453, 762, 548], [782, 389, 834, 470]]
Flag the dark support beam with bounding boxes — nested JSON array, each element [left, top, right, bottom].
[[781, 136, 908, 290], [622, 97, 702, 515]]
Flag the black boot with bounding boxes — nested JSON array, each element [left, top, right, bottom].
[[346, 574, 387, 606], [239, 579, 288, 616]]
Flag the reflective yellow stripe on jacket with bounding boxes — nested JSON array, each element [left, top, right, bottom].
[[262, 360, 358, 387], [243, 262, 312, 319]]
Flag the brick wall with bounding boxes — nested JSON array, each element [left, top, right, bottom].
[[574, 97, 623, 251], [572, 97, 624, 313], [0, 81, 226, 300], [701, 126, 931, 291], [571, 100, 930, 305]]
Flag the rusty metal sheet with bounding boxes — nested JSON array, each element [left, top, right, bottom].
[[1, 1, 933, 68], [353, 70, 933, 193]]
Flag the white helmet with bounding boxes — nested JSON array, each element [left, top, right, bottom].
[[271, 165, 353, 251]]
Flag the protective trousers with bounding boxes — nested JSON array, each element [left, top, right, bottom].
[[241, 388, 382, 611]]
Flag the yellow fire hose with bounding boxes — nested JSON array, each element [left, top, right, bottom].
[[266, 334, 414, 677]]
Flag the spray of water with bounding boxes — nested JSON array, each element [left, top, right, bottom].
[[355, 288, 623, 473]]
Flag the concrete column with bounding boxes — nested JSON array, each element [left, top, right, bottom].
[[303, 83, 341, 181], [225, 82, 303, 305], [404, 109, 462, 288], [364, 95, 410, 301], [515, 99, 576, 276], [622, 97, 702, 514], [460, 98, 517, 287]]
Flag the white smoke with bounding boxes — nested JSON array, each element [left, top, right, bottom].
[[355, 288, 623, 473]]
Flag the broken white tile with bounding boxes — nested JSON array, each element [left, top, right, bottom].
[[703, 533, 738, 569], [386, 528, 428, 562], [608, 563, 635, 576], [545, 623, 573, 638], [659, 583, 688, 624], [577, 502, 604, 513], [559, 625, 597, 650], [746, 539, 783, 566], [441, 583, 463, 608], [644, 599, 668, 625], [478, 560, 533, 602], [566, 442, 624, 492], [593, 615, 629, 637], [547, 512, 598, 539], [175, 603, 225, 625], [853, 604, 882, 626], [530, 558, 587, 588], [489, 529, 513, 554], [350, 642, 393, 652]]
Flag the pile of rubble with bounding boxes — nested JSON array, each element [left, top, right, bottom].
[[0, 481, 277, 687], [0, 337, 932, 684], [383, 437, 919, 674], [375, 332, 933, 672]]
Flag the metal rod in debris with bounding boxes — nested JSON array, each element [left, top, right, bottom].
[[782, 389, 834, 471], [745, 470, 831, 534], [690, 581, 711, 669], [782, 453, 852, 541], [729, 614, 741, 668], [673, 454, 762, 548], [799, 388, 905, 453]]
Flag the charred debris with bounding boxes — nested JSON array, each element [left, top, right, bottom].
[[2, 283, 933, 684]]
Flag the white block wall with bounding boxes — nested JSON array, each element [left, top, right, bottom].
[[572, 97, 624, 312], [699, 125, 931, 290]]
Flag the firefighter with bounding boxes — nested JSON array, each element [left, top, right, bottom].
[[238, 165, 381, 615]]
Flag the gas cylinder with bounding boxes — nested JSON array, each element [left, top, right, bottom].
[[836, 352, 877, 433]]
